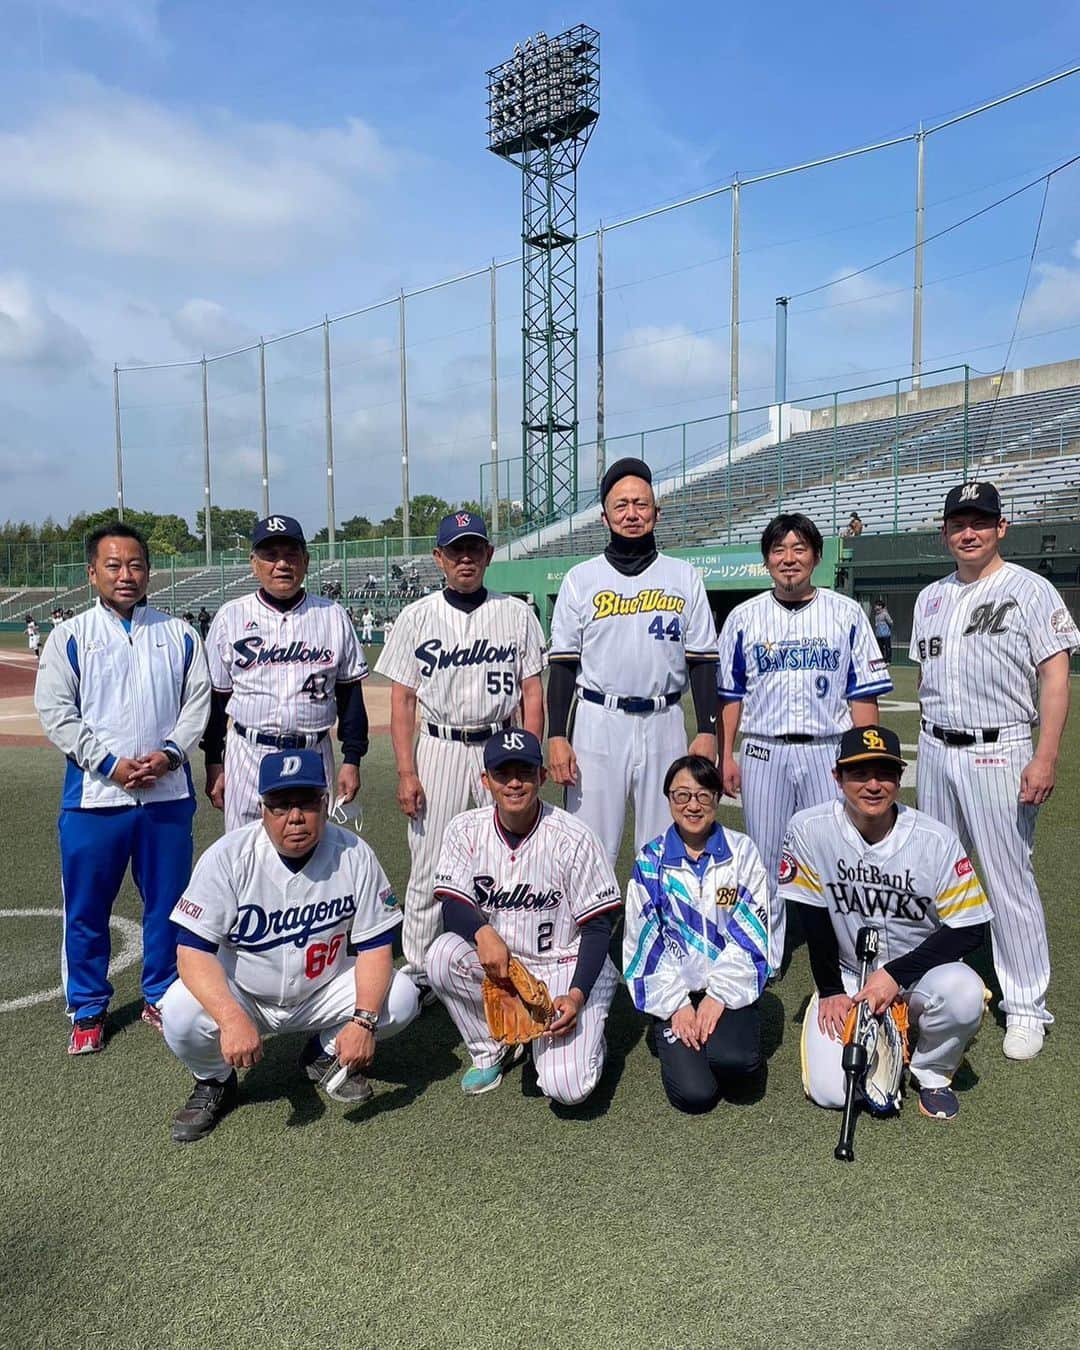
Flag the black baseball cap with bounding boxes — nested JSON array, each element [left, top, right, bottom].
[[943, 481, 1002, 521], [483, 729, 543, 772], [252, 515, 306, 548], [436, 512, 489, 548], [836, 725, 906, 771], [600, 456, 652, 505]]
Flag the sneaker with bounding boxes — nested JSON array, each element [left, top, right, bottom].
[[141, 1001, 164, 1033], [171, 1072, 238, 1143], [461, 1044, 524, 1096], [301, 1039, 374, 1104], [1003, 1025, 1045, 1061], [918, 1085, 959, 1122], [68, 1015, 105, 1055]]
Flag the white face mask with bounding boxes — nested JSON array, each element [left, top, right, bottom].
[[328, 796, 363, 833]]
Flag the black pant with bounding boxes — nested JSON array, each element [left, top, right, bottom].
[[877, 634, 892, 663], [654, 998, 762, 1114]]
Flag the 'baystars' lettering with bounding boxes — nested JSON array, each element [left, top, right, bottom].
[[232, 636, 334, 669], [473, 876, 562, 911], [826, 858, 931, 921], [752, 638, 840, 674], [414, 638, 519, 678], [229, 895, 358, 950], [592, 588, 686, 620]]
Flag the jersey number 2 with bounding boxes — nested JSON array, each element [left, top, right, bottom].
[[537, 921, 554, 953], [648, 616, 681, 642]]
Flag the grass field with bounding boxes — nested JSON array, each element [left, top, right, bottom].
[[2, 666, 1078, 1349]]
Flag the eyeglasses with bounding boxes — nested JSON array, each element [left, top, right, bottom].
[[668, 788, 718, 807], [264, 798, 324, 817]]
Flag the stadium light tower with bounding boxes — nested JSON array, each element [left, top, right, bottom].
[[487, 25, 600, 524]]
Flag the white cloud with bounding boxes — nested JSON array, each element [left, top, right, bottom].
[[171, 299, 257, 355], [0, 274, 92, 371], [819, 269, 906, 327], [612, 324, 727, 392], [0, 82, 394, 266], [1019, 254, 1080, 331]]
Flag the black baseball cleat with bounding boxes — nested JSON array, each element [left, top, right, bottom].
[[300, 1037, 374, 1104], [171, 1071, 238, 1143]]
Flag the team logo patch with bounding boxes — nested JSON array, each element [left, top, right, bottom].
[[955, 857, 974, 878], [861, 729, 886, 751], [455, 512, 472, 527], [265, 516, 288, 532], [778, 853, 797, 884], [744, 742, 771, 762], [591, 588, 686, 620], [501, 731, 526, 751], [244, 620, 259, 630], [378, 886, 399, 909], [716, 886, 739, 909], [281, 754, 303, 776], [1050, 607, 1078, 634], [958, 483, 980, 502], [925, 596, 942, 617]]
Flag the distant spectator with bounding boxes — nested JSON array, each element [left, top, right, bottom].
[[844, 513, 864, 538], [360, 608, 374, 643], [64, 608, 75, 620], [26, 617, 40, 661], [197, 607, 211, 640], [182, 611, 196, 626], [872, 599, 894, 664]]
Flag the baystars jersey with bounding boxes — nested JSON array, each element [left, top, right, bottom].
[[207, 591, 367, 734], [717, 589, 892, 736], [911, 563, 1078, 729], [170, 821, 402, 1005], [434, 802, 621, 965], [375, 590, 545, 725], [777, 800, 991, 974], [548, 553, 717, 697]]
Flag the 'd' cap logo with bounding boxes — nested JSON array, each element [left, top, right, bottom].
[[862, 730, 886, 751], [281, 754, 302, 776]]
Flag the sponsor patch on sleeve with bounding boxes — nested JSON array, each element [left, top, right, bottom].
[[175, 897, 203, 920], [378, 885, 399, 909], [869, 658, 888, 671], [1050, 607, 1078, 635], [954, 857, 974, 878], [778, 853, 797, 885]]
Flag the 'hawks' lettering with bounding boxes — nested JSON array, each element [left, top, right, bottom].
[[414, 638, 519, 678], [232, 636, 335, 669], [592, 588, 687, 620], [473, 876, 562, 911], [826, 859, 931, 921]]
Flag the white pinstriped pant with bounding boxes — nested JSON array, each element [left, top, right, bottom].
[[427, 933, 618, 1105], [916, 730, 1050, 1030], [223, 731, 337, 833], [739, 735, 841, 969], [401, 735, 489, 979]]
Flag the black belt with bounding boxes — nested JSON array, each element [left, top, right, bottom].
[[578, 687, 682, 714], [424, 720, 512, 744], [233, 722, 328, 751], [922, 719, 1000, 747], [779, 733, 815, 744]]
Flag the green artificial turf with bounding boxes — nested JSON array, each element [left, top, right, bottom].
[[1, 668, 1078, 1349]]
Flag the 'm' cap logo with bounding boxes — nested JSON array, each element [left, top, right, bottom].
[[502, 731, 525, 751], [281, 754, 302, 775], [958, 483, 979, 501], [862, 730, 886, 751], [266, 516, 288, 531]]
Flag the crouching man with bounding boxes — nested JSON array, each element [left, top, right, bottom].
[[161, 749, 419, 1142]]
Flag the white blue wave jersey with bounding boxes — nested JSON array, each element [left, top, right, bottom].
[[717, 589, 892, 736], [549, 553, 717, 697], [171, 821, 403, 1005], [34, 599, 211, 809], [623, 824, 771, 1018]]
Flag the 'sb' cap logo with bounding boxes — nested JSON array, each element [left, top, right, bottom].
[[502, 731, 525, 751], [959, 483, 979, 502], [266, 516, 287, 532], [282, 754, 302, 776], [862, 729, 886, 751]]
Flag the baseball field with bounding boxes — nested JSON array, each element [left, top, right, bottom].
[[2, 638, 1078, 1349]]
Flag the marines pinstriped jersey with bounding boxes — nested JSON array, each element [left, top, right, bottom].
[[374, 590, 545, 725], [717, 589, 892, 736], [207, 591, 367, 733], [170, 821, 403, 1005], [433, 802, 621, 965], [911, 562, 1078, 729], [548, 553, 717, 697], [777, 800, 991, 974]]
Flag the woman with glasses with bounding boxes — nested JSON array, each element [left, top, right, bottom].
[[623, 755, 771, 1113]]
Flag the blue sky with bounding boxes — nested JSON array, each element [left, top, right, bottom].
[[2, 0, 1079, 531]]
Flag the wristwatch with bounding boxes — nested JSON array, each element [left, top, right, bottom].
[[162, 745, 183, 772], [351, 1008, 379, 1033]]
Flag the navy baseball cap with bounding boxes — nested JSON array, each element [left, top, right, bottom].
[[252, 515, 307, 548], [258, 749, 327, 797], [943, 482, 1001, 520], [435, 512, 489, 548], [483, 729, 543, 772], [836, 725, 906, 771]]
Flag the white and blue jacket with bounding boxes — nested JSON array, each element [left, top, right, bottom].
[[623, 823, 771, 1019], [34, 599, 211, 809]]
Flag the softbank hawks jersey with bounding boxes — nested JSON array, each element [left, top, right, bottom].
[[375, 589, 545, 725], [434, 802, 621, 965], [207, 591, 367, 733], [911, 562, 1078, 729], [717, 589, 892, 736], [170, 822, 402, 1005], [777, 800, 991, 974], [548, 553, 717, 697]]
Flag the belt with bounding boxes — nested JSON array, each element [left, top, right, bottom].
[[748, 733, 833, 744], [921, 719, 1000, 747], [423, 719, 512, 744], [578, 687, 682, 714], [233, 722, 329, 751]]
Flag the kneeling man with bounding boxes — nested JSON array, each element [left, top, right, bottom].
[[428, 729, 621, 1104], [162, 749, 419, 1142], [780, 725, 991, 1122]]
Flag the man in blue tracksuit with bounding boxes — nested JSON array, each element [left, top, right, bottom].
[[35, 523, 211, 1054]]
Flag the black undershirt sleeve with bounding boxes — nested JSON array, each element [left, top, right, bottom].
[[440, 894, 486, 943], [885, 922, 986, 989], [201, 689, 230, 767], [687, 658, 719, 734], [569, 910, 615, 1000], [336, 679, 369, 766], [546, 658, 579, 738], [795, 902, 845, 998]]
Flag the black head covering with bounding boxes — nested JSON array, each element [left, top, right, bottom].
[[600, 456, 652, 506], [600, 457, 657, 575]]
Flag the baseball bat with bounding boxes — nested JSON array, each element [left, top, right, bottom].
[[834, 925, 880, 1163]]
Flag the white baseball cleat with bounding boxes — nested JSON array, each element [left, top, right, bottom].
[[1002, 1025, 1045, 1061]]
